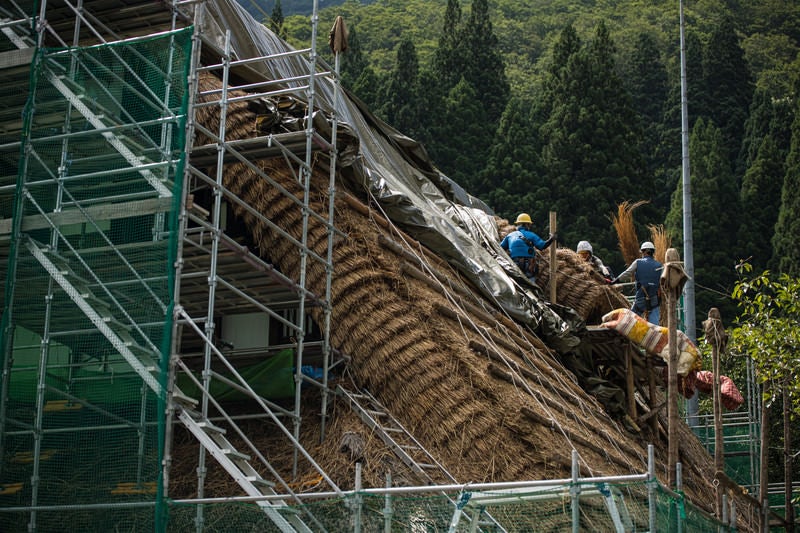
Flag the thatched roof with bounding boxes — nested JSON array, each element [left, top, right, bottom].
[[172, 71, 759, 531]]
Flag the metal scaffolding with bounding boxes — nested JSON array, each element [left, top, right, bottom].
[[692, 357, 761, 495], [0, 0, 342, 530]]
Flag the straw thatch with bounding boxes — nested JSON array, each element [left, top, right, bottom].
[[648, 224, 672, 264], [171, 72, 759, 530], [612, 200, 648, 265], [535, 247, 629, 325]]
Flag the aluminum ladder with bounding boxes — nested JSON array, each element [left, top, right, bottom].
[[338, 386, 505, 532]]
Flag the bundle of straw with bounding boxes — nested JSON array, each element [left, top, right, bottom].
[[647, 224, 671, 264], [611, 200, 648, 265]]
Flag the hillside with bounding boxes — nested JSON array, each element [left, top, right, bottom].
[[278, 0, 800, 96]]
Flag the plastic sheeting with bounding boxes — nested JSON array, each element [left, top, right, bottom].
[[195, 0, 576, 345]]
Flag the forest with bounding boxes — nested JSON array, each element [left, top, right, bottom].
[[259, 1, 800, 466], [265, 0, 800, 329]]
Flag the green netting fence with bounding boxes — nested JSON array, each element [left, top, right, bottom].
[[693, 412, 758, 491], [162, 478, 733, 532], [0, 27, 192, 532]]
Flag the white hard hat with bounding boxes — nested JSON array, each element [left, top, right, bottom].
[[576, 241, 592, 254], [640, 241, 655, 251]]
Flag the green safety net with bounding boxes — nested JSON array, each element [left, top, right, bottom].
[[163, 480, 731, 532], [0, 28, 192, 531], [694, 418, 758, 489]]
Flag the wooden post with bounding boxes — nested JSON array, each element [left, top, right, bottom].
[[760, 381, 770, 533], [646, 356, 658, 435], [660, 247, 687, 490], [783, 384, 795, 533], [626, 346, 636, 420], [703, 307, 726, 517], [549, 211, 557, 303], [666, 272, 678, 489]]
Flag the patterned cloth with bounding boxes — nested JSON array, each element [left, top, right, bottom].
[[679, 370, 745, 410], [600, 308, 699, 376]]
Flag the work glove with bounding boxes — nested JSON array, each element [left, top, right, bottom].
[[544, 233, 557, 249]]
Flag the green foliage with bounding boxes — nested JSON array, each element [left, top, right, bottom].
[[701, 14, 754, 174], [737, 135, 784, 272], [378, 38, 423, 139], [269, 0, 287, 39], [460, 0, 510, 125], [430, 77, 490, 193], [730, 264, 800, 418], [773, 90, 800, 276], [667, 118, 740, 324], [538, 22, 647, 265], [278, 0, 800, 279], [481, 96, 543, 219]]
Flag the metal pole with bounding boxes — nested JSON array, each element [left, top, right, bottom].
[[162, 1, 205, 520], [677, 462, 683, 533], [571, 449, 580, 533], [292, 0, 321, 477], [679, 0, 699, 427], [320, 34, 341, 443], [648, 444, 657, 533], [383, 472, 393, 533], [354, 462, 362, 533], [722, 493, 729, 533]]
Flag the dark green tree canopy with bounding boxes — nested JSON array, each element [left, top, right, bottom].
[[667, 118, 741, 324], [538, 22, 647, 265], [701, 14, 755, 175], [772, 92, 800, 276]]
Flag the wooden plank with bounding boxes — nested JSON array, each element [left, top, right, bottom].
[[0, 196, 173, 235]]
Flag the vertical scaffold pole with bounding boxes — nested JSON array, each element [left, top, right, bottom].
[[292, 0, 322, 478], [648, 444, 657, 533], [354, 461, 363, 533], [192, 29, 233, 533], [677, 462, 684, 533], [383, 472, 393, 533], [571, 449, 580, 533], [163, 2, 205, 521], [320, 16, 344, 443]]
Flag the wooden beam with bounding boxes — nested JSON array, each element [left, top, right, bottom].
[[626, 345, 636, 419], [0, 196, 173, 235]]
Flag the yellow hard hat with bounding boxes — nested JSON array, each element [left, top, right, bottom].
[[515, 213, 532, 225]]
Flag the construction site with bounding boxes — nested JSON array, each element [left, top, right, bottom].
[[0, 0, 787, 531]]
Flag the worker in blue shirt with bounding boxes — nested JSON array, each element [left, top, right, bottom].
[[611, 241, 663, 324], [500, 213, 556, 284]]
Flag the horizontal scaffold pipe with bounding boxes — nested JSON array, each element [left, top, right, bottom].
[[172, 471, 651, 505]]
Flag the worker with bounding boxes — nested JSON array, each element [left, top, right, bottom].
[[611, 241, 663, 324], [500, 213, 556, 284], [576, 240, 613, 282]]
